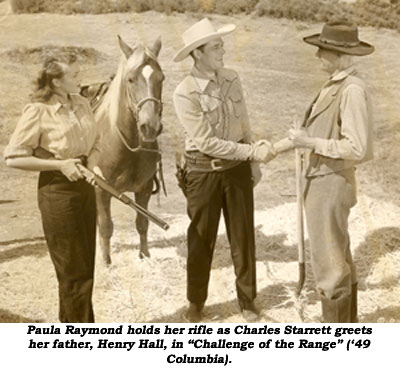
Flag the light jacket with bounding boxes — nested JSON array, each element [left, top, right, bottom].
[[303, 68, 373, 178]]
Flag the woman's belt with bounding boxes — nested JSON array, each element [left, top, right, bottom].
[[184, 151, 242, 172]]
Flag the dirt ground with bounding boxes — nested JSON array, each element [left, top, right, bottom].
[[0, 8, 399, 323]]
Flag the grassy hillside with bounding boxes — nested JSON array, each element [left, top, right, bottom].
[[6, 0, 400, 32]]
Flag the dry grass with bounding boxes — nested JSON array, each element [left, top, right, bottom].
[[0, 11, 399, 323], [1, 194, 399, 323]]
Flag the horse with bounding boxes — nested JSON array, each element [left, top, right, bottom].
[[85, 35, 164, 264]]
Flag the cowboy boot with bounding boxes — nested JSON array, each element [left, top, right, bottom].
[[184, 302, 204, 323], [321, 294, 352, 323], [351, 283, 358, 323], [240, 301, 260, 322]]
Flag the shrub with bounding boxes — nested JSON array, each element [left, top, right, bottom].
[[256, 0, 350, 23], [9, 0, 400, 32], [256, 0, 400, 32], [1, 45, 107, 65], [214, 0, 258, 15], [10, 0, 134, 14]]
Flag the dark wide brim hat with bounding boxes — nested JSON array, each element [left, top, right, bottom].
[[303, 22, 374, 56]]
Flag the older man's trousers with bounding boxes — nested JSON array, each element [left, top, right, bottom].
[[304, 169, 357, 322], [38, 171, 96, 323], [185, 162, 256, 309]]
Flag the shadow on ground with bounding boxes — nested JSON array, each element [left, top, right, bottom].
[[0, 237, 47, 263], [113, 228, 299, 269], [148, 282, 308, 323], [362, 305, 400, 323], [0, 309, 43, 323], [0, 200, 16, 205], [354, 226, 400, 291]]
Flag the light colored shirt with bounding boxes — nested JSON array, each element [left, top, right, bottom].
[[4, 93, 100, 160], [311, 67, 373, 162], [173, 66, 254, 160]]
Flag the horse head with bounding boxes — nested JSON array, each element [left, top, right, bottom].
[[118, 35, 164, 144]]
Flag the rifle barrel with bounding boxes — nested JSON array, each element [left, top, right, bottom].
[[77, 164, 169, 231]]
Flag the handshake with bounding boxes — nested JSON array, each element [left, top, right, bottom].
[[233, 138, 294, 163], [249, 140, 276, 163]]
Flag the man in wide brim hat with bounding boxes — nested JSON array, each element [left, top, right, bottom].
[[173, 18, 236, 62], [288, 22, 374, 323], [172, 18, 275, 323], [303, 21, 374, 56]]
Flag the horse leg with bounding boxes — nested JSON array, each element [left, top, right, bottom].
[[135, 182, 153, 259], [96, 188, 114, 265]]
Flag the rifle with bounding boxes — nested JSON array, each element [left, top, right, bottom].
[[77, 164, 170, 231]]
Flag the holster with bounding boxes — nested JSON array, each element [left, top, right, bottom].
[[175, 152, 187, 197]]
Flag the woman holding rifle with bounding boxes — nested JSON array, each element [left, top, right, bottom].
[[4, 57, 103, 322]]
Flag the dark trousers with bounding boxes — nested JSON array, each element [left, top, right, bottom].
[[38, 171, 96, 323], [185, 162, 256, 308]]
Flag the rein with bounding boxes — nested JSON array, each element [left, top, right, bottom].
[[114, 125, 161, 155]]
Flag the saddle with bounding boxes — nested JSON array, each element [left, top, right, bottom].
[[80, 77, 113, 111]]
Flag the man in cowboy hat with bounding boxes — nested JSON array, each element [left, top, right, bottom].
[[173, 18, 275, 322], [288, 22, 374, 322]]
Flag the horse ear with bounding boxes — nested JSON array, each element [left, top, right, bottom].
[[118, 35, 134, 59], [150, 36, 162, 58]]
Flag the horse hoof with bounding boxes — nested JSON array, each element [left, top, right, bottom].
[[139, 251, 151, 259], [103, 255, 112, 265]]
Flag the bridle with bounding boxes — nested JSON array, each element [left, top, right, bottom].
[[114, 57, 163, 155], [126, 87, 163, 125]]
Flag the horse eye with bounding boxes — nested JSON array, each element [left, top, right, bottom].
[[128, 77, 135, 83]]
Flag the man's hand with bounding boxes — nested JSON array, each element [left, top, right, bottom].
[[250, 162, 262, 187], [273, 137, 295, 154], [288, 129, 316, 149], [252, 140, 276, 163]]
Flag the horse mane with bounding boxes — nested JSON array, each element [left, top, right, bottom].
[[95, 44, 152, 129]]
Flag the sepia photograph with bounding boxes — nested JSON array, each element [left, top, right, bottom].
[[0, 0, 399, 325]]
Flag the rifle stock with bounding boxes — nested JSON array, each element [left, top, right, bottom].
[[77, 164, 170, 231]]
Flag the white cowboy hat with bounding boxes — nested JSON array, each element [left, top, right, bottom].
[[173, 18, 236, 62]]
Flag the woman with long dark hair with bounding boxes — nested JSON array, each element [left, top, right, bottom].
[[4, 57, 102, 322]]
